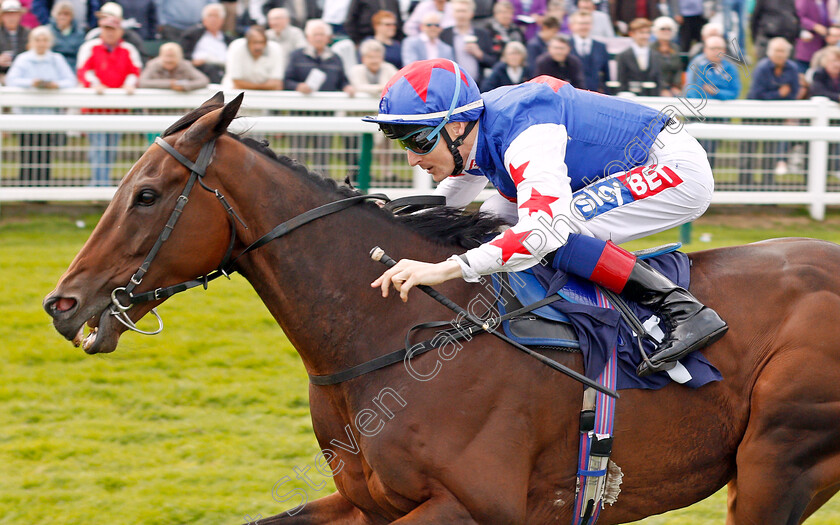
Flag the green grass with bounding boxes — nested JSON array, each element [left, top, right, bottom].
[[4, 207, 840, 524]]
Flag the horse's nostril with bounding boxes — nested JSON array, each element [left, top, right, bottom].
[[44, 296, 78, 317]]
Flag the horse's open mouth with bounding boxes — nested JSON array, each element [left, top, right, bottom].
[[71, 309, 120, 354]]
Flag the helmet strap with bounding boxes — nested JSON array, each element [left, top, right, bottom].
[[441, 120, 477, 176]]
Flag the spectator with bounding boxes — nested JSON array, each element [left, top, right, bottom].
[[440, 0, 494, 82], [688, 22, 722, 59], [344, 0, 402, 45], [525, 14, 558, 69], [685, 34, 739, 170], [748, 37, 798, 100], [117, 0, 158, 40], [139, 41, 209, 89], [810, 24, 840, 71], [794, 0, 831, 73], [266, 7, 305, 60], [180, 2, 231, 83], [651, 16, 682, 95], [510, 0, 547, 40], [741, 37, 798, 182], [811, 46, 840, 100], [685, 34, 740, 99], [84, 2, 147, 62], [0, 0, 30, 78], [285, 19, 354, 94], [610, 0, 661, 35], [223, 25, 283, 89], [5, 25, 75, 182], [31, 0, 100, 30], [259, 0, 321, 29], [48, 0, 83, 68], [616, 17, 662, 95], [481, 39, 530, 90], [155, 0, 217, 42], [812, 46, 840, 176], [403, 0, 454, 38], [401, 11, 454, 64], [751, 0, 798, 62], [535, 34, 584, 86], [569, 10, 609, 92], [76, 15, 141, 185], [348, 38, 396, 95], [574, 0, 613, 39], [669, 0, 706, 53], [365, 10, 401, 69], [483, 1, 525, 61]]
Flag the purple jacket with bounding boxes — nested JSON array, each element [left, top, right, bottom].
[[795, 0, 831, 62], [509, 0, 548, 40]]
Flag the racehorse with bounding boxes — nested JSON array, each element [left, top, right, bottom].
[[44, 93, 840, 524]]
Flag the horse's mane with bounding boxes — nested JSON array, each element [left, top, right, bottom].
[[162, 104, 507, 250]]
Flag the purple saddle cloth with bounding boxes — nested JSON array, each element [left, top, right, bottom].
[[492, 249, 722, 390]]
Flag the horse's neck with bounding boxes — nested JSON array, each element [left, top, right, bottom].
[[226, 160, 461, 377]]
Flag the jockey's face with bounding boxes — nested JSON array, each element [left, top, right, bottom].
[[405, 121, 474, 182]]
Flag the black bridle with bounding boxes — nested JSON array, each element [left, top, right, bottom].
[[109, 136, 388, 335]]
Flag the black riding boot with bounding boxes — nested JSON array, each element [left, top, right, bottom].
[[622, 259, 729, 377]]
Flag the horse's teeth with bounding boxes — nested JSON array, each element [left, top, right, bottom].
[[72, 326, 84, 347], [82, 327, 98, 351]]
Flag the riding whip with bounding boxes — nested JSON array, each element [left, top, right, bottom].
[[370, 247, 619, 399]]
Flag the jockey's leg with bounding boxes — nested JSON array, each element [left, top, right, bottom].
[[551, 128, 727, 376]]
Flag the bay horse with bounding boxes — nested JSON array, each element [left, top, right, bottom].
[[44, 93, 840, 524]]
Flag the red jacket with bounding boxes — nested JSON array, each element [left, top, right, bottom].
[[77, 38, 141, 88]]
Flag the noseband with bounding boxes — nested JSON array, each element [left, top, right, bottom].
[[110, 136, 388, 336]]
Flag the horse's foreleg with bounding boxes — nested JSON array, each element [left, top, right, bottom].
[[250, 492, 388, 525]]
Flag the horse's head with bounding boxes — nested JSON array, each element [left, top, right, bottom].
[[44, 92, 246, 354]]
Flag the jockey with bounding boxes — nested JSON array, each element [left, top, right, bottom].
[[365, 58, 727, 376]]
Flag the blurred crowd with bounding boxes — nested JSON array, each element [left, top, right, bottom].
[[0, 0, 839, 101], [3, 0, 840, 185]]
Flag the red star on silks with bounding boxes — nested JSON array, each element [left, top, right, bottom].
[[382, 60, 470, 102], [509, 161, 530, 186], [489, 229, 533, 264], [519, 189, 559, 217]]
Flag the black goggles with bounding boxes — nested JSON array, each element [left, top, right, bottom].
[[379, 124, 442, 155]]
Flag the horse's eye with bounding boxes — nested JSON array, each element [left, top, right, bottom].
[[136, 189, 158, 207]]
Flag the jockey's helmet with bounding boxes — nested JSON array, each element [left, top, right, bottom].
[[362, 59, 483, 174]]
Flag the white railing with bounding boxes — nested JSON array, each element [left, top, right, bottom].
[[2, 88, 839, 219]]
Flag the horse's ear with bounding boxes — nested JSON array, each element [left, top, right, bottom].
[[214, 92, 244, 135], [200, 91, 225, 109], [179, 93, 244, 146]]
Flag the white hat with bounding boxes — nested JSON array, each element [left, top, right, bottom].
[[652, 16, 677, 32], [0, 0, 25, 13], [96, 1, 123, 19]]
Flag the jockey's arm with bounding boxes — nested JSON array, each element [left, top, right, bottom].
[[434, 172, 489, 210], [454, 123, 575, 281], [372, 124, 576, 300]]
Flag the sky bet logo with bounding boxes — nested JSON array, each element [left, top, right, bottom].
[[572, 165, 684, 220]]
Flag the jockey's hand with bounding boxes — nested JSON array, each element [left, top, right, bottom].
[[371, 259, 462, 302]]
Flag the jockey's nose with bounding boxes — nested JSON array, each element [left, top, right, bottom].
[[406, 150, 423, 167]]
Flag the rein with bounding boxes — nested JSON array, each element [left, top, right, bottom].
[[110, 136, 389, 335]]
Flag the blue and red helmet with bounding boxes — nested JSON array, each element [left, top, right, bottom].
[[362, 60, 483, 170], [362, 58, 484, 131]]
